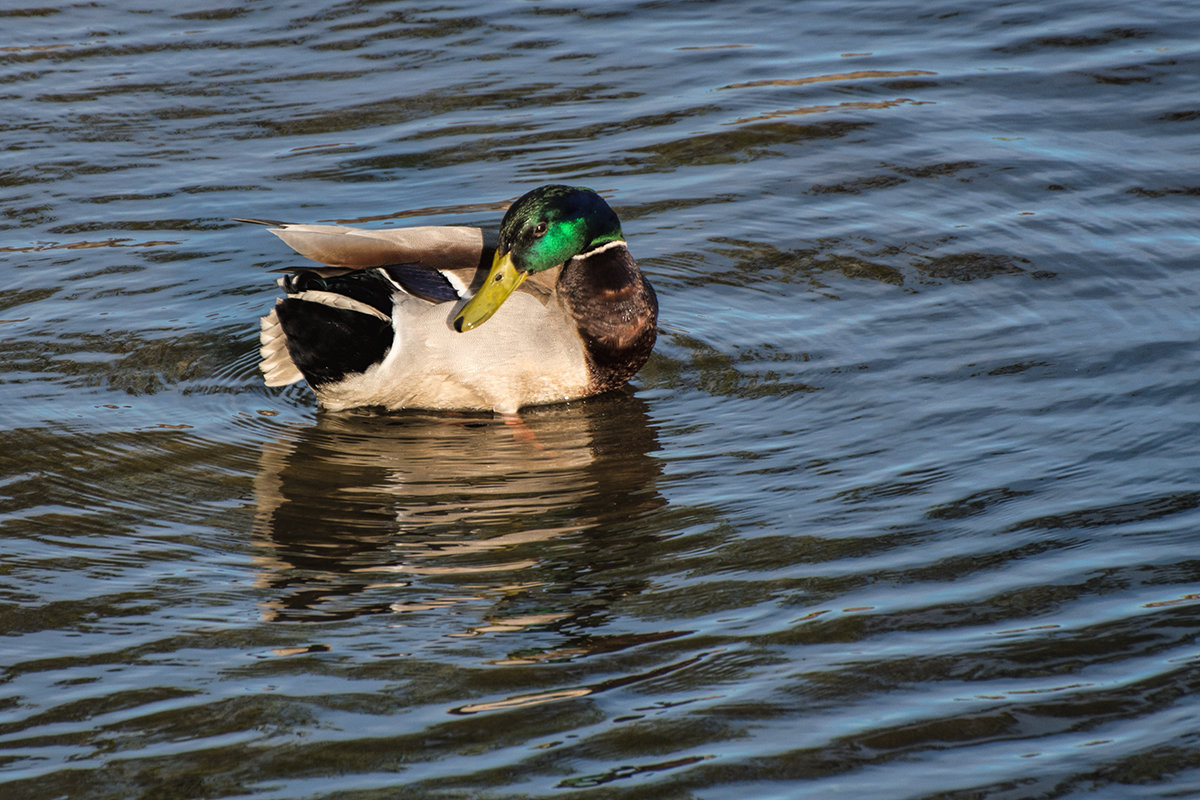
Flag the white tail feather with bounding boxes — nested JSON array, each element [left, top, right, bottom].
[[259, 307, 304, 386]]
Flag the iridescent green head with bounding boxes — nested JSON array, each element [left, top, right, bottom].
[[497, 185, 623, 273], [454, 185, 624, 332]]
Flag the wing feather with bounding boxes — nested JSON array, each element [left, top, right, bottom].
[[256, 223, 495, 270]]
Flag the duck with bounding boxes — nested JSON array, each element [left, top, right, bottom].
[[240, 185, 658, 414]]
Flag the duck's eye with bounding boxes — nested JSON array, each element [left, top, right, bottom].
[[533, 222, 548, 237]]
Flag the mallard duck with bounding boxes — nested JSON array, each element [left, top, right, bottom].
[[240, 185, 658, 414]]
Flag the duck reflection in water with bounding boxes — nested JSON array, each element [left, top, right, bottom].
[[251, 393, 667, 655]]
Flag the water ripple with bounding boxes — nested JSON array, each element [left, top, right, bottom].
[[3, 0, 1200, 797]]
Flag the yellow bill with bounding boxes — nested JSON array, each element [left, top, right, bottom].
[[454, 250, 528, 332]]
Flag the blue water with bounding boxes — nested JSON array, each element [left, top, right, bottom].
[[3, 1, 1200, 798]]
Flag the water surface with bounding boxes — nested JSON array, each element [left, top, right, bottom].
[[3, 1, 1200, 798]]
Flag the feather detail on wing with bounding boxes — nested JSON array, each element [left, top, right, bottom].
[[380, 263, 466, 304], [236, 220, 496, 270]]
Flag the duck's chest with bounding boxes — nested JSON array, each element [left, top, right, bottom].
[[316, 290, 592, 413]]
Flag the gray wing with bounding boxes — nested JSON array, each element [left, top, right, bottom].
[[237, 219, 497, 291]]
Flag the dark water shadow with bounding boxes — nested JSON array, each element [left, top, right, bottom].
[[251, 394, 667, 636]]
